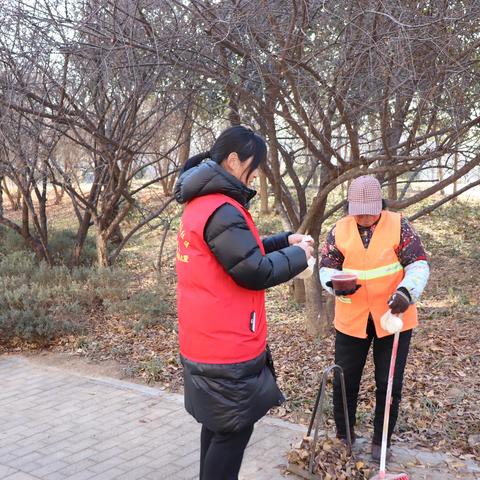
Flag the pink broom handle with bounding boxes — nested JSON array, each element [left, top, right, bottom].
[[379, 330, 400, 477]]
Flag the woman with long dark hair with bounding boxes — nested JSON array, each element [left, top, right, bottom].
[[175, 125, 313, 480]]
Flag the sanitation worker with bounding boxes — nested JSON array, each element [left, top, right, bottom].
[[319, 175, 430, 461]]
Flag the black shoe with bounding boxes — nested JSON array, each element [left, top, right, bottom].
[[371, 442, 391, 463]]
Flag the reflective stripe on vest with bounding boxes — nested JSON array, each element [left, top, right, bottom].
[[342, 261, 403, 280]]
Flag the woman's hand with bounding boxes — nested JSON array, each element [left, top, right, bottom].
[[289, 233, 314, 259], [288, 233, 314, 246], [295, 240, 314, 259]]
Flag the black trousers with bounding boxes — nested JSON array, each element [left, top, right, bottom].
[[333, 317, 412, 445], [200, 424, 254, 480]]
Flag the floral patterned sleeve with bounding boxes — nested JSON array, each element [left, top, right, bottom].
[[320, 226, 345, 269], [395, 218, 428, 267]]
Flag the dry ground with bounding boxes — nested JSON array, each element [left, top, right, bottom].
[[2, 193, 479, 475]]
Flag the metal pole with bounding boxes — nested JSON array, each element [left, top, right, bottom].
[[308, 372, 328, 474], [307, 382, 323, 436], [337, 366, 352, 454], [307, 364, 352, 474]]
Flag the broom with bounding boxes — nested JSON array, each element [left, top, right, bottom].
[[370, 329, 409, 480]]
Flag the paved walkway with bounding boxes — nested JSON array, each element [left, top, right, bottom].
[[1, 355, 479, 480], [0, 356, 302, 480]]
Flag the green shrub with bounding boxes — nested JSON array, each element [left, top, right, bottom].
[[105, 289, 173, 331], [0, 249, 87, 345], [0, 226, 97, 266], [0, 251, 36, 277], [70, 267, 90, 282], [0, 225, 173, 346], [0, 227, 28, 254], [48, 229, 97, 266], [0, 307, 79, 345], [30, 263, 72, 288], [87, 267, 131, 303], [0, 283, 42, 309], [51, 300, 86, 324], [141, 356, 164, 383]]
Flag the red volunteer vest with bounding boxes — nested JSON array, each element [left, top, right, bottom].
[[176, 193, 266, 364], [334, 211, 418, 338]]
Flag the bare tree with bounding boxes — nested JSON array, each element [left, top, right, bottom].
[[1, 0, 480, 333], [0, 0, 192, 266], [0, 106, 60, 265], [167, 0, 480, 333]]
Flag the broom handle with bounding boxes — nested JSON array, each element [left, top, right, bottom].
[[380, 330, 400, 476]]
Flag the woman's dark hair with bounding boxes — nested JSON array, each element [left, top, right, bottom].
[[181, 125, 267, 179]]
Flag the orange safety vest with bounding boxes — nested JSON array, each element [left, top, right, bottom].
[[334, 211, 418, 338]]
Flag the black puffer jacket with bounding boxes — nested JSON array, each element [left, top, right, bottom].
[[175, 160, 307, 287], [175, 160, 307, 433], [181, 351, 284, 433]]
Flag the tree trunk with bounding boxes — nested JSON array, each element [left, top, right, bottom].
[[322, 294, 335, 331], [259, 169, 269, 214], [110, 223, 123, 246], [304, 270, 328, 336], [70, 167, 101, 267], [290, 278, 306, 303], [0, 176, 3, 218], [15, 188, 22, 210], [156, 219, 172, 273], [265, 108, 283, 213], [39, 170, 49, 250], [388, 178, 398, 200], [453, 150, 459, 197], [102, 194, 125, 247], [381, 95, 412, 201], [52, 183, 65, 204], [70, 210, 92, 267], [312, 159, 319, 188], [304, 200, 329, 336], [2, 179, 20, 211], [177, 109, 194, 167], [96, 232, 109, 267], [165, 100, 195, 195], [22, 200, 30, 238], [96, 191, 133, 267], [227, 86, 241, 126], [36, 196, 53, 266]]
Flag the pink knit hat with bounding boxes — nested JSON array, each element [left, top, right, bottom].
[[348, 175, 383, 215]]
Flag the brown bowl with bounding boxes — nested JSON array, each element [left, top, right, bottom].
[[331, 273, 358, 291]]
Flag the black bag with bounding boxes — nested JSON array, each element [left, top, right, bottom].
[[265, 344, 277, 380]]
